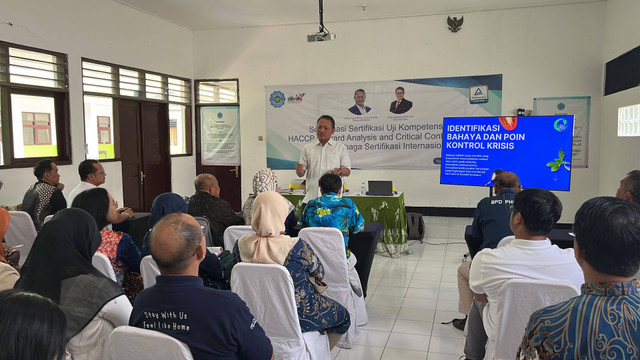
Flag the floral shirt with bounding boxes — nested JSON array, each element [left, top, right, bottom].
[[517, 280, 640, 360], [98, 229, 142, 284], [300, 192, 364, 257]]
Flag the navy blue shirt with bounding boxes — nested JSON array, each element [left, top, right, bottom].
[[471, 189, 517, 251], [130, 275, 272, 360]]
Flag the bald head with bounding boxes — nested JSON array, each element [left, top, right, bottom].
[[194, 173, 220, 197], [149, 213, 204, 274], [494, 171, 521, 193]]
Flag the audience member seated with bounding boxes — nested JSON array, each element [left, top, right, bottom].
[[0, 289, 67, 360], [0, 209, 19, 290], [130, 213, 273, 360], [142, 192, 222, 282], [243, 168, 297, 234], [301, 173, 365, 296], [452, 171, 521, 330], [21, 159, 67, 231], [14, 208, 131, 360], [517, 196, 640, 359], [461, 188, 583, 360], [188, 174, 245, 246], [234, 191, 351, 349], [72, 188, 143, 299], [616, 169, 640, 205], [68, 160, 134, 223]]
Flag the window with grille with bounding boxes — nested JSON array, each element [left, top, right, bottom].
[[618, 104, 640, 137], [0, 41, 70, 167], [82, 59, 192, 157]]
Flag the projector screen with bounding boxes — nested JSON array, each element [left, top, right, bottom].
[[440, 115, 574, 191]]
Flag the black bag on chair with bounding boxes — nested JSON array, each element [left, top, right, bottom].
[[406, 213, 426, 240]]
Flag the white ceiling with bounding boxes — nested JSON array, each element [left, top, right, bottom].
[[112, 0, 601, 31]]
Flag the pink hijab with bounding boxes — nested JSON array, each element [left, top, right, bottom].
[[237, 191, 297, 265]]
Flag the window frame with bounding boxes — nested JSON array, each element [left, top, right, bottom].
[[81, 58, 193, 160], [0, 41, 71, 169]]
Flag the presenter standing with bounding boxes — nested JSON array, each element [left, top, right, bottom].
[[296, 115, 351, 204]]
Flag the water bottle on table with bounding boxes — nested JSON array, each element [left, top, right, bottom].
[[360, 182, 366, 196]]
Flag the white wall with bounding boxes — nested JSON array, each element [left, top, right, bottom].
[[194, 2, 605, 222], [0, 0, 195, 206], [598, 0, 640, 196]]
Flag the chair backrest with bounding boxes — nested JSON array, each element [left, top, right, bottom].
[[223, 225, 254, 251], [43, 214, 54, 224], [140, 255, 160, 288], [231, 263, 306, 358], [193, 216, 213, 247], [92, 252, 116, 281], [5, 211, 38, 267], [493, 278, 580, 360], [109, 326, 194, 360], [297, 227, 350, 287]]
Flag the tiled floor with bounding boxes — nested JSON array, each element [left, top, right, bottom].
[[331, 216, 472, 360]]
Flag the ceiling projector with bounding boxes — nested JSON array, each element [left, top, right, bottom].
[[307, 32, 336, 42]]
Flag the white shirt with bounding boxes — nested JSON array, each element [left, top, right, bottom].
[[356, 105, 369, 114], [66, 294, 132, 360], [299, 139, 351, 203], [469, 239, 583, 340], [67, 181, 97, 207]]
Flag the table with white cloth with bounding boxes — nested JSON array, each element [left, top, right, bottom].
[[282, 191, 409, 258]]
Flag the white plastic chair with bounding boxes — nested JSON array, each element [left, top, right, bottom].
[[5, 211, 38, 267], [43, 214, 54, 224], [223, 225, 254, 251], [231, 263, 330, 360], [140, 255, 160, 288], [109, 326, 194, 359], [485, 278, 580, 360], [298, 227, 367, 348], [193, 216, 214, 247], [92, 252, 117, 281]]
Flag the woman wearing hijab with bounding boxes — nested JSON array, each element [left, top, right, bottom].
[[234, 191, 350, 349], [142, 192, 222, 280], [14, 208, 131, 360], [0, 208, 19, 290], [242, 168, 297, 234], [72, 188, 143, 299]]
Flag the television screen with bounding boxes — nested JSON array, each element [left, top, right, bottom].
[[440, 115, 574, 191]]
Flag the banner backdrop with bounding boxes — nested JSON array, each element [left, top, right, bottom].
[[533, 96, 590, 168], [266, 75, 502, 170]]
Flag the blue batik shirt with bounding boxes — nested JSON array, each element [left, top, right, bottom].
[[517, 280, 640, 360], [301, 192, 365, 258]]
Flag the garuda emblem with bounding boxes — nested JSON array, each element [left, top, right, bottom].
[[447, 16, 463, 33]]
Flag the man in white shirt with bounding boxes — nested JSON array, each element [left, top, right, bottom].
[[462, 188, 583, 360], [68, 159, 133, 221], [296, 115, 351, 204]]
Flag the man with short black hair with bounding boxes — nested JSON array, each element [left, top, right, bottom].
[[518, 197, 640, 359], [295, 115, 351, 204], [130, 213, 273, 360], [461, 188, 583, 360], [67, 159, 133, 221], [21, 159, 66, 230], [301, 173, 365, 296], [615, 169, 640, 205], [452, 172, 521, 330], [348, 89, 371, 115], [389, 87, 413, 114]]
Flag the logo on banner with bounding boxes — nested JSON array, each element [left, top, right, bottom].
[[469, 85, 489, 104], [217, 112, 223, 119], [269, 91, 285, 108], [557, 103, 566, 111], [554, 118, 568, 132], [287, 93, 305, 103]]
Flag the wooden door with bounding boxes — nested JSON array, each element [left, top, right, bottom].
[[119, 99, 171, 211]]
